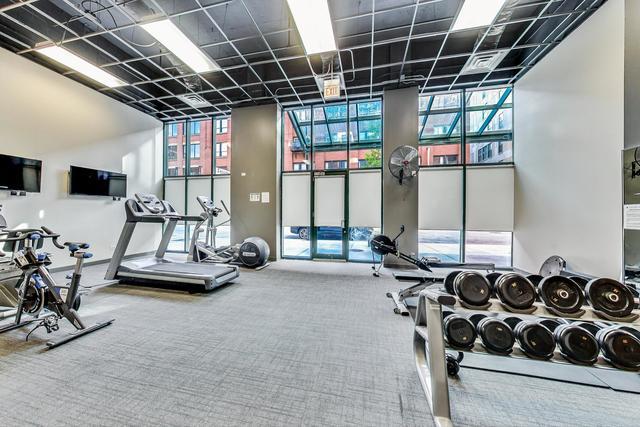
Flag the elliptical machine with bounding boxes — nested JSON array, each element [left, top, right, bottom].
[[0, 226, 114, 348], [188, 196, 270, 268]]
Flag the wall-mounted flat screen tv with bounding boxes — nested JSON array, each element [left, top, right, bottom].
[[0, 154, 42, 193], [69, 165, 127, 198]]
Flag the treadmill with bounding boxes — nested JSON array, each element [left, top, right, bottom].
[[105, 193, 238, 291]]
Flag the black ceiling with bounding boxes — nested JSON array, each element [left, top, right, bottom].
[[0, 0, 605, 121]]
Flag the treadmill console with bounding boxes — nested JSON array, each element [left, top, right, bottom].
[[135, 193, 169, 215]]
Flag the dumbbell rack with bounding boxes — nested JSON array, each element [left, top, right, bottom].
[[413, 289, 640, 427]]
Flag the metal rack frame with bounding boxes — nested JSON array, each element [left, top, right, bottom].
[[413, 289, 640, 427]]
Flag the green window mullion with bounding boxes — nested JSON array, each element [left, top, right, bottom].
[[475, 87, 512, 136], [347, 100, 351, 169]]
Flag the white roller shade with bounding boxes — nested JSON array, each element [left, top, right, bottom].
[[282, 173, 310, 226], [418, 168, 463, 230], [466, 166, 514, 231], [314, 175, 344, 227], [349, 170, 381, 227], [164, 178, 185, 214], [213, 176, 231, 224], [186, 177, 212, 215]]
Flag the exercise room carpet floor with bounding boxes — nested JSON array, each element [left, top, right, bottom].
[[1, 259, 640, 426]]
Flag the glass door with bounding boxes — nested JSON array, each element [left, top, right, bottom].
[[312, 171, 347, 259]]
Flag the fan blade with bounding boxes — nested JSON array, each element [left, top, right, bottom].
[[389, 157, 404, 166], [404, 149, 418, 162]]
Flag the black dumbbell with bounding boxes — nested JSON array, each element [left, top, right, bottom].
[[443, 313, 477, 350], [476, 317, 515, 355], [595, 326, 640, 370], [527, 274, 544, 287], [527, 274, 544, 301], [538, 318, 567, 332], [502, 316, 523, 330], [586, 278, 635, 318], [485, 272, 502, 291], [444, 270, 462, 295], [514, 320, 556, 360], [495, 273, 536, 310], [454, 271, 492, 307], [553, 323, 600, 365], [569, 276, 589, 289], [572, 321, 603, 337], [467, 313, 487, 328], [445, 352, 464, 377], [538, 276, 585, 315]]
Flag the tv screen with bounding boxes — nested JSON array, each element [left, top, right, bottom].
[[69, 165, 127, 198], [0, 154, 42, 193]]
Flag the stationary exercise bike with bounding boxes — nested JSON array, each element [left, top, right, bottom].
[[188, 196, 270, 268], [0, 226, 114, 348], [0, 205, 33, 310]]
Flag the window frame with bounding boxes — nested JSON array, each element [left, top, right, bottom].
[[163, 116, 232, 178], [417, 85, 514, 266], [418, 85, 514, 167], [280, 98, 384, 262]]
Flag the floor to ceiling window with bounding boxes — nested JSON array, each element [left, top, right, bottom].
[[418, 86, 514, 267], [163, 117, 232, 252], [282, 99, 382, 262]]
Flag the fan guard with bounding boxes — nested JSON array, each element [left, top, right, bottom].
[[388, 145, 419, 185]]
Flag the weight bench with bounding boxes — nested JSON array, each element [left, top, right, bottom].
[[387, 273, 444, 316]]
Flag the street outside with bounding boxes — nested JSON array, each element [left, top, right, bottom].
[[171, 225, 511, 267], [169, 224, 230, 251]]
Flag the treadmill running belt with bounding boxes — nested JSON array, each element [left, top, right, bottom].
[[144, 262, 235, 278]]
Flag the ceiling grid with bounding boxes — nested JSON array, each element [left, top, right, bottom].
[[0, 0, 605, 121]]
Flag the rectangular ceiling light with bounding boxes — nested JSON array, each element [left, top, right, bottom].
[[286, 0, 336, 55], [141, 19, 220, 74], [451, 0, 507, 31], [36, 45, 125, 88]]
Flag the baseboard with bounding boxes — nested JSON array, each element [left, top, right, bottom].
[[49, 251, 156, 273]]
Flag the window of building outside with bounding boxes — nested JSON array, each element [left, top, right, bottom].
[[216, 143, 227, 157], [216, 118, 228, 134], [168, 123, 178, 137], [433, 154, 458, 165], [325, 160, 347, 170], [190, 143, 200, 159], [167, 145, 177, 161]]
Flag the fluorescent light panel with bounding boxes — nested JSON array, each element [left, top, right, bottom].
[[36, 46, 125, 88], [452, 0, 507, 31], [286, 0, 336, 55], [141, 19, 219, 73]]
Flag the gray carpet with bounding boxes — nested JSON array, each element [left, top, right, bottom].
[[0, 260, 639, 426]]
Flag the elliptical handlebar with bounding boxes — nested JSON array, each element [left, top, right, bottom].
[[220, 200, 231, 216], [197, 196, 223, 217]]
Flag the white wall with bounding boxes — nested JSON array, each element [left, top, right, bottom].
[[0, 47, 163, 267], [513, 0, 625, 278]]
